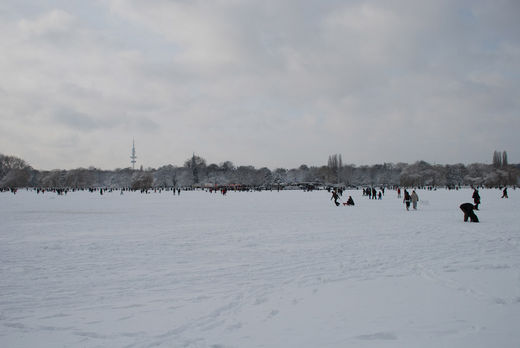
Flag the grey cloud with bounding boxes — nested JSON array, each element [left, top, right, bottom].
[[1, 0, 519, 169], [53, 108, 101, 131], [136, 118, 159, 132]]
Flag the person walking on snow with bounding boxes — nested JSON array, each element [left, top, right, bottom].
[[403, 189, 411, 210], [502, 187, 508, 198], [331, 190, 340, 206], [472, 188, 480, 210], [411, 190, 419, 210]]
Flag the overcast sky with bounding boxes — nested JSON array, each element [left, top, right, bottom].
[[1, 0, 519, 170]]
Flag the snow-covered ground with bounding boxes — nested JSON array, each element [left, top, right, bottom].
[[1, 188, 519, 348]]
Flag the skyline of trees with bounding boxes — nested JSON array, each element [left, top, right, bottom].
[[1, 152, 518, 189]]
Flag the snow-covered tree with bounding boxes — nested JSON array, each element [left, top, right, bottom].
[[131, 172, 153, 190], [184, 154, 207, 184]]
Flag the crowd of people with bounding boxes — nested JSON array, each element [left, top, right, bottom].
[[327, 185, 516, 224], [2, 184, 515, 224]]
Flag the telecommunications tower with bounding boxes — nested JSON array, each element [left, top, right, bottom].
[[130, 139, 137, 169]]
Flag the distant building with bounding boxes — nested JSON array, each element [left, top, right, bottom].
[[130, 139, 137, 169]]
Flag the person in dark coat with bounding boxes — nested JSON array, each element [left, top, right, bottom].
[[346, 196, 355, 206], [460, 203, 479, 222], [403, 189, 411, 210], [502, 187, 508, 198], [472, 188, 480, 210], [331, 190, 340, 206]]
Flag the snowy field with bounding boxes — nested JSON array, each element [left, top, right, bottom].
[[1, 188, 519, 348]]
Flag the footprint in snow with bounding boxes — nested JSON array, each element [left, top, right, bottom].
[[268, 310, 279, 318], [226, 322, 242, 331], [355, 332, 397, 340], [254, 297, 267, 305]]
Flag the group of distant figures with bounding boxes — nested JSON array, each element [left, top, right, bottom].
[[460, 187, 509, 223], [332, 187, 420, 210], [3, 185, 513, 225], [2, 187, 187, 195], [401, 189, 419, 210], [330, 189, 355, 206], [330, 186, 512, 224], [363, 187, 385, 200]]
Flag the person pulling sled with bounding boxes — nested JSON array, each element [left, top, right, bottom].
[[331, 190, 340, 206]]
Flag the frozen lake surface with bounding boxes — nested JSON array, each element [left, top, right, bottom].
[[1, 188, 519, 347]]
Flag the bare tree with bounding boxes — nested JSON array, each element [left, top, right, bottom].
[[493, 150, 502, 168], [327, 154, 343, 184]]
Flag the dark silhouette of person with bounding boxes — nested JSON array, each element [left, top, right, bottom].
[[502, 187, 508, 198], [460, 203, 479, 222], [346, 196, 355, 206], [403, 189, 411, 210], [472, 189, 480, 210], [331, 190, 340, 206]]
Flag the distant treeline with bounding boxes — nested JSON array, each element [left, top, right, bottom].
[[1, 153, 518, 189]]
